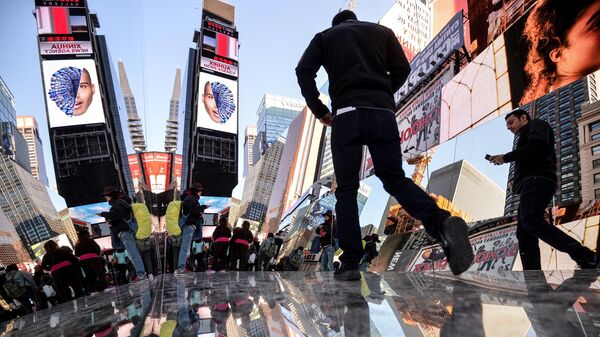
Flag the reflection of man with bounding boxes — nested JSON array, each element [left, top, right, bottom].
[[74, 68, 94, 116], [202, 81, 220, 123]]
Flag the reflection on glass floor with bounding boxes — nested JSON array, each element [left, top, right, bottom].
[[1, 270, 599, 336]]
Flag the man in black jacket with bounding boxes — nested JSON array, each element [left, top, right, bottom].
[[99, 186, 146, 281], [489, 109, 597, 269], [175, 183, 206, 274], [296, 10, 473, 280]]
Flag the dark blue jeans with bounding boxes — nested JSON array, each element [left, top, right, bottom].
[[517, 177, 595, 270], [331, 108, 449, 268]]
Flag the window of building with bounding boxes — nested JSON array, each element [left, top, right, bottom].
[[596, 189, 600, 200], [593, 145, 600, 155], [562, 181, 575, 190], [593, 133, 600, 141], [593, 158, 600, 169], [591, 121, 600, 132], [595, 173, 600, 184], [561, 172, 574, 180]]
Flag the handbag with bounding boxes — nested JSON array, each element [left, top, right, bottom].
[[42, 284, 56, 298]]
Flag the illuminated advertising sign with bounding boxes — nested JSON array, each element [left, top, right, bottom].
[[174, 154, 182, 191], [197, 72, 238, 134], [408, 226, 518, 272], [42, 59, 106, 128], [379, 3, 419, 62], [68, 201, 110, 225], [201, 18, 239, 78], [394, 11, 464, 105], [397, 72, 450, 157], [30, 234, 73, 258], [198, 196, 230, 214], [35, 5, 93, 57], [140, 152, 171, 193], [128, 154, 141, 193], [466, 0, 536, 56], [430, 0, 471, 51]]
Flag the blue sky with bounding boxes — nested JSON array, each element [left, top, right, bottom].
[[0, 0, 513, 229]]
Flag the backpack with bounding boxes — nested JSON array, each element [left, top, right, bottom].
[[265, 239, 277, 258], [131, 203, 152, 239], [4, 274, 26, 299], [165, 201, 183, 236], [289, 252, 302, 268]]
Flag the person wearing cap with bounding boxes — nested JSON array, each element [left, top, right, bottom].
[[296, 10, 473, 280], [359, 234, 380, 271], [99, 185, 146, 281], [175, 183, 206, 274], [488, 109, 598, 269]]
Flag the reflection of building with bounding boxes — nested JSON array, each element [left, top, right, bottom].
[[0, 76, 30, 173], [228, 197, 241, 226], [0, 154, 76, 257], [263, 106, 326, 234], [16, 116, 49, 186], [244, 125, 257, 177], [255, 94, 304, 158], [182, 0, 239, 197], [165, 68, 181, 153], [505, 78, 597, 215], [578, 100, 600, 204], [240, 137, 285, 228], [427, 160, 505, 221], [35, 3, 134, 206], [0, 209, 29, 265], [118, 60, 146, 152]]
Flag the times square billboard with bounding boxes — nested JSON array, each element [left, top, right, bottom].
[[41, 59, 106, 128], [35, 0, 93, 57], [197, 71, 238, 134], [200, 17, 239, 78], [381, 0, 600, 166]]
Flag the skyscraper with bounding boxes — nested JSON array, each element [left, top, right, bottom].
[[0, 209, 29, 265], [240, 137, 285, 227], [165, 68, 181, 153], [0, 76, 30, 173], [255, 94, 304, 158], [244, 125, 257, 177], [118, 60, 146, 152], [16, 116, 49, 186], [577, 100, 600, 204]]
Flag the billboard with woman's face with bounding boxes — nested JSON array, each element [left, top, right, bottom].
[[42, 59, 106, 128]]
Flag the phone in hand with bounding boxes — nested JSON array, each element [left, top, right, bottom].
[[485, 154, 492, 161]]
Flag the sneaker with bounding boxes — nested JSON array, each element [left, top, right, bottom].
[[439, 216, 474, 275], [334, 264, 361, 281], [148, 274, 154, 281]]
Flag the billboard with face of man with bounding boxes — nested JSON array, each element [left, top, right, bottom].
[[42, 59, 106, 128], [197, 71, 238, 134]]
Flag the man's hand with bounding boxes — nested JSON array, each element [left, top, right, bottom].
[[488, 155, 505, 165], [319, 112, 333, 127]]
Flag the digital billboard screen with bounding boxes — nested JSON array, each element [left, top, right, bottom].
[[201, 18, 239, 78], [128, 154, 141, 193], [140, 152, 172, 193], [198, 196, 230, 214], [35, 5, 93, 57], [68, 201, 110, 225], [197, 72, 238, 134], [42, 59, 106, 128]]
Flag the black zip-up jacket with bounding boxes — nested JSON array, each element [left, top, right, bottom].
[[212, 225, 232, 242], [296, 20, 410, 118], [318, 219, 333, 248], [181, 190, 204, 227], [101, 194, 132, 235], [503, 119, 557, 193]]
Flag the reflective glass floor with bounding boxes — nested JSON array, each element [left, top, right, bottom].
[[1, 270, 600, 336]]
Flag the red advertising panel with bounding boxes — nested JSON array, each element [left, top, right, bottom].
[[35, 3, 93, 57], [128, 154, 141, 193], [201, 17, 239, 79], [174, 154, 182, 191], [140, 152, 172, 193]]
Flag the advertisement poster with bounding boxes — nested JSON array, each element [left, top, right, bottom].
[[197, 72, 238, 134], [128, 154, 141, 193], [201, 18, 239, 78], [397, 74, 448, 158], [39, 40, 92, 56], [141, 152, 171, 193], [42, 59, 105, 128], [408, 226, 518, 272]]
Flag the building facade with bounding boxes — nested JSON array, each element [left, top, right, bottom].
[[379, 0, 431, 62], [0, 76, 30, 173], [16, 116, 49, 186], [255, 94, 304, 158], [0, 209, 30, 265], [165, 68, 181, 153], [578, 100, 600, 204], [118, 61, 146, 152], [244, 125, 257, 177]]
